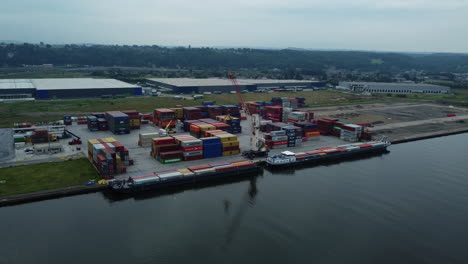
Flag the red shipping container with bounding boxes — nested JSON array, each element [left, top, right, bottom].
[[159, 150, 183, 159], [182, 146, 203, 152], [215, 165, 237, 172], [272, 140, 288, 145], [188, 164, 211, 171], [183, 155, 203, 161], [153, 137, 175, 145]]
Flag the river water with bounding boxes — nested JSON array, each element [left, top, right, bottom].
[[1, 134, 468, 264]]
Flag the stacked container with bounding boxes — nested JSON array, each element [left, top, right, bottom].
[[204, 130, 240, 156], [221, 105, 241, 118], [183, 107, 203, 120], [288, 112, 308, 123], [281, 125, 302, 147], [200, 137, 222, 158], [122, 110, 141, 129], [77, 116, 87, 125], [264, 130, 287, 149], [151, 137, 182, 164], [87, 137, 131, 179], [174, 134, 203, 161], [139, 132, 164, 147], [216, 115, 242, 134], [263, 106, 283, 122], [282, 107, 292, 123], [105, 111, 130, 134], [207, 105, 223, 119], [169, 108, 183, 120], [245, 101, 261, 115], [340, 124, 363, 142], [63, 115, 72, 126], [31, 129, 53, 144], [317, 118, 336, 135], [97, 118, 108, 131], [153, 109, 176, 129], [87, 116, 99, 131]]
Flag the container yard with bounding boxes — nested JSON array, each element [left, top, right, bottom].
[[2, 92, 468, 205]]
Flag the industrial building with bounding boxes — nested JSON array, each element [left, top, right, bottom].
[[0, 78, 142, 100], [338, 82, 450, 94], [146, 78, 325, 93]]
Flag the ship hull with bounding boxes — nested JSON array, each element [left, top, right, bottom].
[[266, 144, 389, 168], [110, 166, 261, 194]]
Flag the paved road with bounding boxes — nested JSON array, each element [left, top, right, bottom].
[[369, 115, 468, 132], [0, 128, 14, 162]]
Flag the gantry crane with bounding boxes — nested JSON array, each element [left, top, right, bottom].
[[228, 73, 267, 159]]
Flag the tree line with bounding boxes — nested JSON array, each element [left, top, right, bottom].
[[1, 43, 468, 73]]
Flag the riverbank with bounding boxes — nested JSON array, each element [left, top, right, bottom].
[[1, 130, 467, 207]]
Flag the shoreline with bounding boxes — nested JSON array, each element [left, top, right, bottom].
[[1, 130, 467, 207]]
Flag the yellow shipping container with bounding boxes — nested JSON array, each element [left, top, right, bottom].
[[170, 108, 183, 119], [198, 124, 216, 131], [222, 141, 239, 147], [178, 168, 191, 173], [116, 156, 122, 172], [101, 137, 117, 143], [87, 139, 100, 151], [222, 150, 241, 156], [216, 134, 238, 142]]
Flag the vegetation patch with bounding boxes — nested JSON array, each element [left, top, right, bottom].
[[0, 159, 99, 197]]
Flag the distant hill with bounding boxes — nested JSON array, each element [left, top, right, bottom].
[[1, 43, 467, 72]]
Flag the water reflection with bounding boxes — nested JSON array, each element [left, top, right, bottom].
[[101, 171, 261, 203], [224, 176, 259, 247]]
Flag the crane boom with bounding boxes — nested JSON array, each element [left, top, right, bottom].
[[227, 73, 266, 157]]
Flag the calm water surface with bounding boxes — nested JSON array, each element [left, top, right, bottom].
[[1, 134, 468, 264]]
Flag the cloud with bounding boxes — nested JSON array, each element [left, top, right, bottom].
[[0, 0, 467, 52]]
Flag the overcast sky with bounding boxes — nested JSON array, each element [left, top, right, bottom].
[[1, 0, 467, 52]]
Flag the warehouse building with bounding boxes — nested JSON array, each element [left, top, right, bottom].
[[146, 78, 325, 93], [0, 79, 36, 100], [338, 82, 450, 94], [0, 78, 142, 100]]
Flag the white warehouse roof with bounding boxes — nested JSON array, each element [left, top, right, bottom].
[[147, 78, 316, 87], [0, 78, 138, 90], [31, 78, 139, 90], [0, 79, 35, 90]]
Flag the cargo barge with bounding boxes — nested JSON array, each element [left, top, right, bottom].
[[266, 140, 391, 167], [109, 160, 261, 193]]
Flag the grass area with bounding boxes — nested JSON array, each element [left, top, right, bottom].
[[1, 89, 467, 127], [0, 159, 99, 197]]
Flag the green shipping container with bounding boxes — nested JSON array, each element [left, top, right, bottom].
[[158, 157, 182, 164]]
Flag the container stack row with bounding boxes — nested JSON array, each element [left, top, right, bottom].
[[264, 130, 288, 149], [169, 108, 183, 120], [129, 160, 257, 185], [31, 129, 55, 144], [215, 115, 242, 134], [153, 108, 176, 129], [121, 110, 141, 129], [204, 130, 240, 156], [293, 122, 320, 141], [138, 131, 167, 147], [105, 111, 130, 134], [221, 105, 241, 118], [183, 107, 203, 120], [281, 125, 303, 148], [150, 137, 181, 164], [87, 137, 132, 179]]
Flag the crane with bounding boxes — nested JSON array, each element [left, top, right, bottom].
[[228, 73, 267, 159]]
